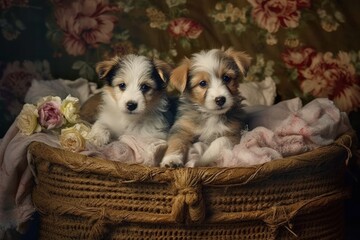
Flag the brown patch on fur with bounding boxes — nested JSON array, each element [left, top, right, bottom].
[[225, 73, 240, 96], [207, 57, 239, 97], [95, 56, 120, 80], [153, 59, 172, 84], [144, 89, 163, 110], [188, 71, 210, 105], [169, 57, 191, 93], [165, 117, 197, 158], [224, 48, 252, 76], [227, 78, 240, 95], [189, 71, 209, 88], [224, 119, 243, 144], [79, 92, 102, 124], [165, 137, 190, 159], [217, 63, 237, 80]]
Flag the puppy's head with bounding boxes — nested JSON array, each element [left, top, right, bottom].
[[96, 54, 171, 114], [170, 48, 251, 114]]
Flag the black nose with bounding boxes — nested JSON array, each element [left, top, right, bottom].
[[215, 96, 226, 106], [126, 101, 138, 111]]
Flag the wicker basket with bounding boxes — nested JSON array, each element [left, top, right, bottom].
[[28, 132, 356, 240]]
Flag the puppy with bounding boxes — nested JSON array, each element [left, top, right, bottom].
[[160, 48, 251, 167], [87, 54, 172, 146]]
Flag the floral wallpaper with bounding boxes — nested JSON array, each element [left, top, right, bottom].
[[1, 0, 360, 137]]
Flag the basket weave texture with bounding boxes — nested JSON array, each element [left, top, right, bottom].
[[28, 132, 356, 240]]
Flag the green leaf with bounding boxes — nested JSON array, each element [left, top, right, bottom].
[[79, 64, 96, 80], [224, 25, 233, 33], [179, 38, 191, 50], [72, 61, 85, 70], [14, 19, 25, 30], [293, 88, 304, 98], [46, 29, 62, 45], [113, 30, 130, 40], [289, 69, 299, 81]]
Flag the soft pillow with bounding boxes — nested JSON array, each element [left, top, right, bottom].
[[239, 77, 276, 106]]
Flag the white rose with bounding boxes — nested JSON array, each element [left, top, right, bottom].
[[16, 104, 41, 135], [59, 123, 90, 152], [61, 95, 80, 124]]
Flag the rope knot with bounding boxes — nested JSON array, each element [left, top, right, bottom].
[[171, 169, 206, 224], [178, 187, 200, 205]]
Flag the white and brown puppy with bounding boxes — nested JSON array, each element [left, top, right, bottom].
[[160, 48, 251, 167], [87, 54, 172, 146]]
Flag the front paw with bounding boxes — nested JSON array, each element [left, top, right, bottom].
[[87, 129, 110, 147], [160, 154, 184, 168], [195, 137, 233, 167], [197, 154, 217, 167], [196, 148, 222, 167]]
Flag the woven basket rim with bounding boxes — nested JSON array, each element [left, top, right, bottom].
[[28, 131, 356, 185], [30, 131, 357, 238]]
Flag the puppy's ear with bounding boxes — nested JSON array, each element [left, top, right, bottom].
[[95, 56, 121, 85], [152, 59, 172, 84], [170, 57, 190, 93], [225, 48, 252, 77]]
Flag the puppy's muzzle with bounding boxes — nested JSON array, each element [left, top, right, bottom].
[[215, 96, 226, 106], [126, 101, 138, 111]]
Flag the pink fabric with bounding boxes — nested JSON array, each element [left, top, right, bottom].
[[84, 135, 167, 166], [186, 98, 352, 167], [0, 123, 60, 237]]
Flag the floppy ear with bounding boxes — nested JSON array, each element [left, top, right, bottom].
[[95, 56, 121, 85], [225, 48, 252, 77], [152, 58, 172, 84], [170, 57, 190, 93]]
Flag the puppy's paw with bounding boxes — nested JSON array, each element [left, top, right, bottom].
[[87, 128, 110, 147], [197, 153, 217, 167], [196, 136, 233, 167], [160, 154, 184, 168]]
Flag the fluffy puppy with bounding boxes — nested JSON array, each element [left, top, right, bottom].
[[87, 54, 172, 146], [160, 48, 251, 167]]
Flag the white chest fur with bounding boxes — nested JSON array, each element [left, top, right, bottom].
[[198, 115, 230, 144], [100, 109, 167, 140]]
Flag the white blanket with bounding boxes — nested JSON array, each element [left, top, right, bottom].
[[186, 98, 351, 167]]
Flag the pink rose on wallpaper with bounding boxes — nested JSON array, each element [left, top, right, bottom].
[[38, 99, 64, 129], [282, 47, 316, 70], [296, 0, 311, 8], [332, 80, 360, 113], [248, 0, 311, 33], [300, 52, 360, 112], [168, 18, 203, 39], [54, 0, 119, 56]]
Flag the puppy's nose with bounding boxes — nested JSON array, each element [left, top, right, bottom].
[[126, 101, 138, 111], [215, 96, 226, 106]]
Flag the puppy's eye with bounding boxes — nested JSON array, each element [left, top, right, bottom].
[[140, 84, 151, 93], [199, 80, 208, 88], [222, 75, 231, 83], [119, 83, 126, 91]]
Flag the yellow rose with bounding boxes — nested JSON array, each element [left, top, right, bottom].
[[61, 95, 80, 124], [59, 123, 90, 152], [74, 122, 91, 138], [16, 104, 41, 135]]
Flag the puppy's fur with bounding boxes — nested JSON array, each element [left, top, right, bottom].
[[87, 54, 172, 146], [160, 48, 251, 167]]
